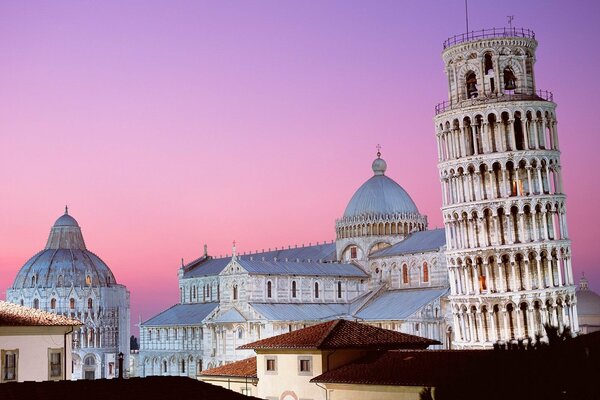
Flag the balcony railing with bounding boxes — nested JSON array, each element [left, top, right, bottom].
[[443, 27, 535, 49], [434, 90, 554, 115]]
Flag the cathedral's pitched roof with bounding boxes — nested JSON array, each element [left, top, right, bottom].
[[0, 301, 81, 327], [200, 357, 257, 378], [213, 308, 247, 323], [369, 229, 446, 258], [238, 242, 336, 263], [238, 319, 439, 350], [354, 288, 448, 320], [183, 257, 232, 278], [237, 259, 367, 277], [249, 303, 350, 321], [182, 243, 337, 279], [142, 303, 218, 326]]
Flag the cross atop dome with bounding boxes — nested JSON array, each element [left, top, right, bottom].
[[376, 143, 382, 159], [65, 205, 69, 215]]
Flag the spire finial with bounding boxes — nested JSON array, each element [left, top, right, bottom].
[[232, 240, 237, 256], [376, 144, 381, 158], [65, 205, 69, 215]]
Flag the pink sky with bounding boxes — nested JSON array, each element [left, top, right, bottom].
[[1, 1, 599, 335]]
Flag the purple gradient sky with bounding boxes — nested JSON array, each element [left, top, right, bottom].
[[1, 1, 599, 335]]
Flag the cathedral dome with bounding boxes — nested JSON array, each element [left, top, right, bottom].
[[11, 210, 116, 290], [343, 155, 420, 218]]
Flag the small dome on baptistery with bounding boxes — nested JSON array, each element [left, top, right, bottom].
[[343, 153, 420, 219], [53, 206, 79, 227], [11, 208, 117, 290]]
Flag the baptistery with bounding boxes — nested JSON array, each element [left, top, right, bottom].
[[6, 208, 130, 379]]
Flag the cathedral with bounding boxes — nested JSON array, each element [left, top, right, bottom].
[[136, 26, 582, 377], [138, 153, 448, 377], [6, 209, 131, 379]]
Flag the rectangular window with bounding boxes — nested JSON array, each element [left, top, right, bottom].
[[48, 348, 63, 380], [298, 356, 312, 376], [2, 350, 18, 382], [265, 357, 277, 374], [350, 246, 357, 259]]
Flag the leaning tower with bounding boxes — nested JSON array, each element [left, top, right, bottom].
[[433, 28, 578, 348]]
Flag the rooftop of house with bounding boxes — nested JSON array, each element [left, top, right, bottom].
[[238, 319, 440, 350], [311, 349, 496, 386], [200, 357, 257, 378], [0, 376, 260, 400], [0, 300, 81, 327]]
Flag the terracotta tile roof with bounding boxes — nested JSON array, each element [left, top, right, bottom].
[[0, 301, 81, 327], [200, 357, 257, 378], [0, 376, 261, 400], [238, 319, 439, 350], [311, 349, 498, 386]]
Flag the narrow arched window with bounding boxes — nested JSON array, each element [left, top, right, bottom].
[[86, 275, 91, 286], [163, 360, 167, 373], [31, 275, 36, 287], [402, 264, 409, 284], [423, 262, 429, 283], [237, 327, 244, 339], [51, 298, 56, 309], [337, 281, 342, 298], [314, 282, 319, 299], [88, 298, 93, 309], [70, 298, 75, 309], [291, 281, 297, 298], [57, 275, 63, 287], [33, 298, 39, 309], [181, 360, 185, 373], [267, 281, 272, 298], [233, 284, 238, 300]]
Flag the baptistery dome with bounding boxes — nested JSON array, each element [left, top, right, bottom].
[[6, 208, 130, 380], [11, 209, 116, 290]]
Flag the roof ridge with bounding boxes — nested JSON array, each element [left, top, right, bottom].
[[351, 284, 387, 315], [316, 319, 343, 348]]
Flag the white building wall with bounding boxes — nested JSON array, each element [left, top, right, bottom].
[[0, 327, 74, 382]]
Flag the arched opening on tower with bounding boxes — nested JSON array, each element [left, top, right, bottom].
[[497, 208, 506, 245], [466, 71, 478, 98], [503, 67, 517, 92], [463, 117, 475, 156], [510, 206, 520, 243], [487, 113, 498, 152], [506, 161, 517, 197], [501, 112, 511, 151], [520, 302, 529, 337], [484, 53, 495, 93], [514, 112, 525, 150], [506, 303, 516, 339]]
